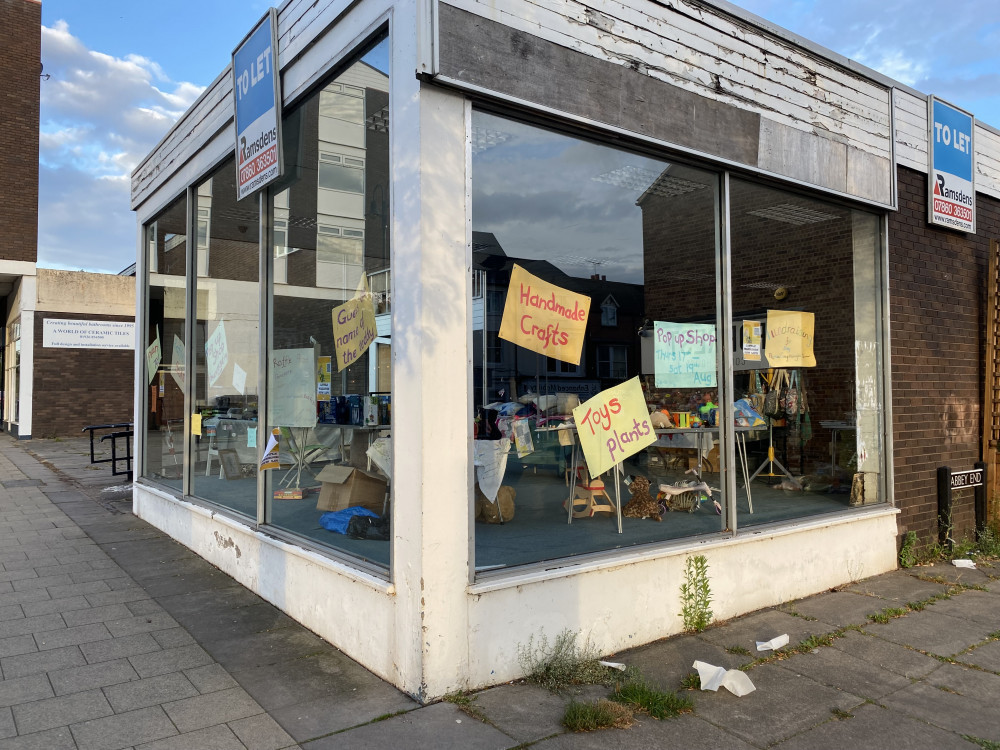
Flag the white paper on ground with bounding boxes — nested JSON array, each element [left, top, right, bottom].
[[756, 633, 789, 651], [599, 661, 627, 671], [692, 660, 756, 696], [952, 559, 977, 569]]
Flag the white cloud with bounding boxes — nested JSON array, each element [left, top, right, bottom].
[[38, 21, 205, 271]]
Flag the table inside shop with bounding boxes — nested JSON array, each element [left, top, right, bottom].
[[653, 428, 718, 474]]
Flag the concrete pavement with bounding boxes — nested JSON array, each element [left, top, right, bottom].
[[0, 432, 997, 749]]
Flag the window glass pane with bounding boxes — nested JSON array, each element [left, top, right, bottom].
[[265, 35, 390, 567], [730, 179, 882, 525], [190, 159, 260, 517], [472, 111, 722, 571], [142, 195, 187, 489]]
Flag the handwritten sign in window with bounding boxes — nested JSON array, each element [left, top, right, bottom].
[[653, 322, 717, 388], [572, 377, 656, 477]]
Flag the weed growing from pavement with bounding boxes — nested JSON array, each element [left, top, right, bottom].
[[725, 645, 752, 656], [517, 629, 614, 691], [679, 671, 700, 690], [898, 531, 918, 568], [563, 699, 633, 731], [830, 707, 854, 720], [610, 679, 693, 719], [963, 735, 1000, 750], [679, 555, 713, 633]]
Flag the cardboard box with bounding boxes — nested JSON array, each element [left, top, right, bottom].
[[315, 464, 387, 514]]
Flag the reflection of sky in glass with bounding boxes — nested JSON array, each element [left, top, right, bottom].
[[362, 38, 389, 74], [472, 112, 668, 285]]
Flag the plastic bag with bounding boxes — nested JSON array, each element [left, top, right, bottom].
[[319, 507, 380, 535], [734, 399, 766, 427]]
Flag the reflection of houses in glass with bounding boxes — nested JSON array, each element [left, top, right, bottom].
[[472, 232, 643, 407]]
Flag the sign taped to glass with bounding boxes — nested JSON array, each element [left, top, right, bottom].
[[572, 377, 656, 478], [498, 264, 590, 365], [765, 310, 816, 368], [654, 322, 717, 388], [331, 278, 377, 372]]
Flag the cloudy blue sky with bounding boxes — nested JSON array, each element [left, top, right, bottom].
[[37, 0, 1000, 274]]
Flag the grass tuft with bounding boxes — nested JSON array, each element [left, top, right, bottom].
[[563, 699, 633, 731], [517, 629, 614, 691], [611, 679, 693, 719]]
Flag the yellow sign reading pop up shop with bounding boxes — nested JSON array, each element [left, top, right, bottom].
[[572, 377, 656, 478], [498, 264, 590, 365], [331, 280, 377, 372], [765, 310, 816, 367]]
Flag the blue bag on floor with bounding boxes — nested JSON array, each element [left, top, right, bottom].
[[319, 507, 380, 535]]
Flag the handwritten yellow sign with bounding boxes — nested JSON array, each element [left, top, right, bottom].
[[331, 280, 377, 372], [765, 310, 816, 367], [498, 264, 590, 365], [572, 377, 656, 478]]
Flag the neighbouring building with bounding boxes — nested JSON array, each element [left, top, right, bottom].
[[129, 0, 1000, 700]]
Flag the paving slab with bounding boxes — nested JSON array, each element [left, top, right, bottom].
[[882, 681, 1000, 741], [161, 686, 262, 733], [301, 702, 510, 750], [469, 683, 569, 744], [769, 700, 978, 750], [11, 689, 113, 735], [922, 661, 1000, 706], [843, 570, 951, 603], [772, 639, 912, 699], [904, 562, 994, 587], [133, 723, 245, 750], [227, 713, 297, 750], [68, 705, 178, 750], [778, 590, 890, 628], [615, 632, 751, 691], [956, 639, 1000, 672], [829, 629, 941, 679], [697, 608, 836, 650], [864, 608, 996, 657], [690, 662, 864, 747], [919, 588, 1000, 626], [266, 684, 417, 743]]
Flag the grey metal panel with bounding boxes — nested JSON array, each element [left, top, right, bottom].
[[757, 119, 847, 193], [437, 4, 760, 166], [847, 147, 892, 206]]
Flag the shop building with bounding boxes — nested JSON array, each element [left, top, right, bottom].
[[130, 0, 1000, 699]]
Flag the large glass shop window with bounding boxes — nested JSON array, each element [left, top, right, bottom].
[[729, 179, 883, 526], [471, 111, 723, 569], [143, 196, 188, 490], [265, 35, 390, 564], [189, 159, 261, 515]]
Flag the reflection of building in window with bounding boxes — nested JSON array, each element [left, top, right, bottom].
[[601, 295, 619, 326], [317, 224, 365, 294], [195, 179, 212, 277], [597, 344, 628, 379], [547, 357, 581, 376]]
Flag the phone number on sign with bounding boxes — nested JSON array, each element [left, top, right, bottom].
[[240, 145, 277, 184], [934, 198, 973, 222]]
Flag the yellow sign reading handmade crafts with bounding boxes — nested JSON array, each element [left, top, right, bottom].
[[765, 310, 816, 367], [498, 264, 590, 365], [331, 281, 377, 372], [572, 377, 656, 478]]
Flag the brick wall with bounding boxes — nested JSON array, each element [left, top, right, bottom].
[[32, 313, 134, 437], [889, 166, 1000, 544], [0, 0, 40, 264]]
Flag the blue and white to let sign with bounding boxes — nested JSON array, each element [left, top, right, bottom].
[[928, 96, 975, 233], [233, 9, 281, 201]]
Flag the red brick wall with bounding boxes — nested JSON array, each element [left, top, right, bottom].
[[889, 166, 1000, 544], [32, 313, 134, 437], [0, 0, 40, 264]]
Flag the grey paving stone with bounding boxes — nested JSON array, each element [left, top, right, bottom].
[[770, 700, 977, 750], [62, 604, 133, 627], [35, 622, 112, 651], [268, 689, 418, 744], [184, 663, 238, 694], [0, 571, 39, 585], [44, 581, 111, 600], [162, 686, 262, 733], [691, 663, 864, 747], [921, 589, 1000, 626], [80, 633, 162, 664], [957, 639, 1000, 672], [124, 600, 165, 617], [844, 570, 951, 603], [13, 575, 73, 592], [129, 645, 213, 678], [105, 613, 179, 638], [104, 672, 199, 713], [779, 590, 896, 628], [84, 589, 151, 608], [70, 705, 179, 750], [0, 605, 24, 623], [923, 661, 1000, 706], [472, 683, 570, 744], [882, 681, 1000, 740], [150, 628, 195, 649], [135, 723, 247, 750], [0, 674, 53, 708], [69, 568, 130, 585], [0, 725, 77, 750], [0, 707, 13, 740], [0, 635, 37, 659], [905, 562, 993, 587], [616, 632, 752, 691], [532, 713, 757, 750], [301, 703, 507, 750], [0, 591, 50, 608], [697, 608, 838, 650], [865, 609, 995, 658], [20, 595, 89, 617], [228, 713, 296, 750], [773, 642, 912, 700], [2, 645, 85, 679], [49, 658, 140, 696], [830, 629, 941, 679], [12, 689, 112, 735]]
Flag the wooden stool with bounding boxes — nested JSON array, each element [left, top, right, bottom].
[[570, 476, 615, 518]]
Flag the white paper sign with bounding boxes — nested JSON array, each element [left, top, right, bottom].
[[232, 362, 247, 395], [145, 326, 161, 385], [473, 438, 510, 503], [170, 335, 186, 390], [205, 321, 229, 387], [270, 349, 316, 428]]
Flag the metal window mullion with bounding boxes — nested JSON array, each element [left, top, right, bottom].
[[182, 185, 196, 498], [136, 220, 150, 480], [258, 190, 270, 526], [878, 213, 894, 508], [719, 172, 738, 536]]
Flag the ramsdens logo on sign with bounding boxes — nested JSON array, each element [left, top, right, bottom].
[[233, 9, 282, 201], [928, 96, 975, 233]]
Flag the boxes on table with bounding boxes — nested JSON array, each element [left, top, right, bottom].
[[315, 464, 387, 514]]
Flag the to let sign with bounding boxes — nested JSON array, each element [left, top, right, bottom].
[[950, 469, 983, 490], [928, 96, 975, 233], [232, 9, 282, 201]]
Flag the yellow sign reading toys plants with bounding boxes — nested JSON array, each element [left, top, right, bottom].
[[765, 310, 816, 367], [572, 377, 656, 478], [331, 280, 377, 372], [498, 264, 590, 365]]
